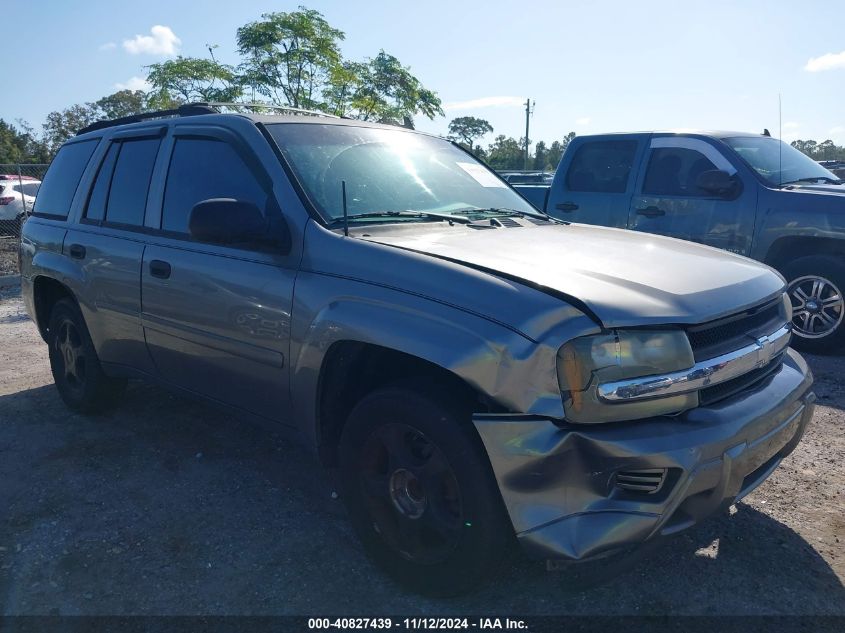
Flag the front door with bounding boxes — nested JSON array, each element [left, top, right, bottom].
[[627, 136, 757, 256], [140, 127, 296, 424]]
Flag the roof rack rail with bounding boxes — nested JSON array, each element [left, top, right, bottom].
[[202, 102, 340, 118], [77, 101, 339, 135], [77, 103, 218, 135]]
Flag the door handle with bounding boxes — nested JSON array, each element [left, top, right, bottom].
[[149, 260, 171, 279], [636, 205, 666, 218], [68, 244, 86, 259], [555, 201, 579, 212]]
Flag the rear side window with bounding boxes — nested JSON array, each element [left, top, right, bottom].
[[642, 147, 719, 196], [85, 143, 120, 222], [161, 138, 267, 234], [32, 140, 98, 218], [104, 138, 161, 226], [565, 141, 637, 193], [14, 182, 40, 196]]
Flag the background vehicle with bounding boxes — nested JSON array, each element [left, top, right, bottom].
[[514, 131, 845, 352], [0, 175, 40, 235], [497, 170, 554, 185], [20, 106, 814, 595]]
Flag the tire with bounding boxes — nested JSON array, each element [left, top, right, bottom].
[[782, 255, 845, 354], [47, 298, 126, 413], [338, 384, 513, 596]]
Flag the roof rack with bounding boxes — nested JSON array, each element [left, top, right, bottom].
[[77, 101, 339, 135]]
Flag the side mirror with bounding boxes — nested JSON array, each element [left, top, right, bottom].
[[188, 198, 290, 251], [695, 170, 737, 197]]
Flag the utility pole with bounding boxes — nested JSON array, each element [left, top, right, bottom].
[[524, 98, 535, 170]]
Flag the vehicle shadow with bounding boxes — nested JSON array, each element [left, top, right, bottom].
[[0, 380, 842, 616]]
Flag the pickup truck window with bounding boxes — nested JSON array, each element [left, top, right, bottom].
[[161, 138, 267, 234], [104, 138, 161, 227], [724, 136, 840, 186], [32, 139, 98, 218], [266, 123, 536, 222], [565, 141, 637, 193], [642, 147, 718, 196]]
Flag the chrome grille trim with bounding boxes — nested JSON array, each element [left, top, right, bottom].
[[597, 324, 791, 403]]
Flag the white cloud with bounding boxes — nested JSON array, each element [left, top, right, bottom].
[[829, 126, 845, 134], [114, 76, 151, 91], [783, 121, 800, 129], [443, 96, 524, 111], [122, 25, 181, 56], [99, 42, 117, 51], [804, 50, 845, 72], [575, 117, 591, 126]]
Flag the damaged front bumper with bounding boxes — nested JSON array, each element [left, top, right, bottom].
[[473, 348, 815, 561]]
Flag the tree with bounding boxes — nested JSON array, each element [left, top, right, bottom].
[[0, 119, 49, 164], [485, 135, 524, 170], [236, 7, 344, 108], [448, 116, 493, 152], [146, 56, 243, 104], [345, 51, 443, 126], [94, 90, 149, 119], [42, 104, 100, 156], [532, 140, 548, 170], [546, 132, 576, 170]]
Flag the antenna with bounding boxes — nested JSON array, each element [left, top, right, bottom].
[[342, 180, 349, 237], [779, 93, 783, 186]]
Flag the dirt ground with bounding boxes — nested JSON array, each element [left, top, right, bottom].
[[0, 285, 843, 616], [0, 239, 18, 276]]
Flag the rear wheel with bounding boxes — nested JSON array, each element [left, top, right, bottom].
[[783, 256, 845, 353], [338, 385, 512, 596], [47, 298, 126, 413]]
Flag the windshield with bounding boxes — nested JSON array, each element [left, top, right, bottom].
[[267, 123, 538, 223], [724, 136, 840, 186]]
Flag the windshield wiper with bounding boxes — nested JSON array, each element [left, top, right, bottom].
[[449, 206, 563, 222], [781, 176, 843, 186], [327, 210, 471, 228]]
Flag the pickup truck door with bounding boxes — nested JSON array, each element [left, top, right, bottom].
[[546, 135, 646, 227], [627, 136, 756, 255], [140, 125, 296, 424]]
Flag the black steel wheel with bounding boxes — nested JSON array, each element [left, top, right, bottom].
[[338, 384, 513, 596], [47, 298, 126, 412]]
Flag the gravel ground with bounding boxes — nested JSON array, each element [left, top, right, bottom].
[[0, 286, 843, 616], [0, 239, 19, 276]]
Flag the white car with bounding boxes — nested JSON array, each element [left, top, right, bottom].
[[0, 175, 40, 233]]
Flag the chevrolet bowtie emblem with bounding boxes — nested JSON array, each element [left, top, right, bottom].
[[754, 333, 775, 368]]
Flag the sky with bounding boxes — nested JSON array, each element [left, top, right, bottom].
[[5, 0, 845, 149]]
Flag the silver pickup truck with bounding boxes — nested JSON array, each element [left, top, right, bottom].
[[20, 104, 815, 595]]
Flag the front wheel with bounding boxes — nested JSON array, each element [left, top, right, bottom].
[[338, 385, 513, 596], [783, 256, 845, 354]]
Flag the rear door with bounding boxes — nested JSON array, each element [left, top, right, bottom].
[[546, 135, 645, 227], [627, 136, 757, 255], [64, 127, 165, 373], [140, 124, 296, 424]]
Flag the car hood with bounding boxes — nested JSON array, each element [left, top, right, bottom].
[[363, 223, 785, 328]]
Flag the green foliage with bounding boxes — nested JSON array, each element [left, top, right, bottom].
[[146, 56, 243, 104], [0, 119, 49, 163], [236, 7, 344, 108], [448, 116, 493, 151], [485, 131, 576, 171], [792, 139, 845, 161]]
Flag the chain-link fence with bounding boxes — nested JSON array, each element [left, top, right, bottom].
[[0, 164, 49, 277]]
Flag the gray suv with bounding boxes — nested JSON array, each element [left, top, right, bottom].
[[20, 104, 815, 595]]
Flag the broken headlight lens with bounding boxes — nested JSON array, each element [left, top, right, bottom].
[[557, 329, 697, 423]]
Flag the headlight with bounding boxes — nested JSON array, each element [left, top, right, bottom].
[[557, 329, 697, 423], [781, 291, 793, 323]]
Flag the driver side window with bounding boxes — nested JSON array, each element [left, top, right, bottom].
[[642, 147, 719, 197], [161, 138, 267, 235]]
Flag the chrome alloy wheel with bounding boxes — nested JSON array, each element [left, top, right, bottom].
[[788, 274, 844, 339]]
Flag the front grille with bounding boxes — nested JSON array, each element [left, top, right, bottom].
[[687, 299, 784, 362], [614, 469, 666, 494], [699, 354, 784, 406]]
